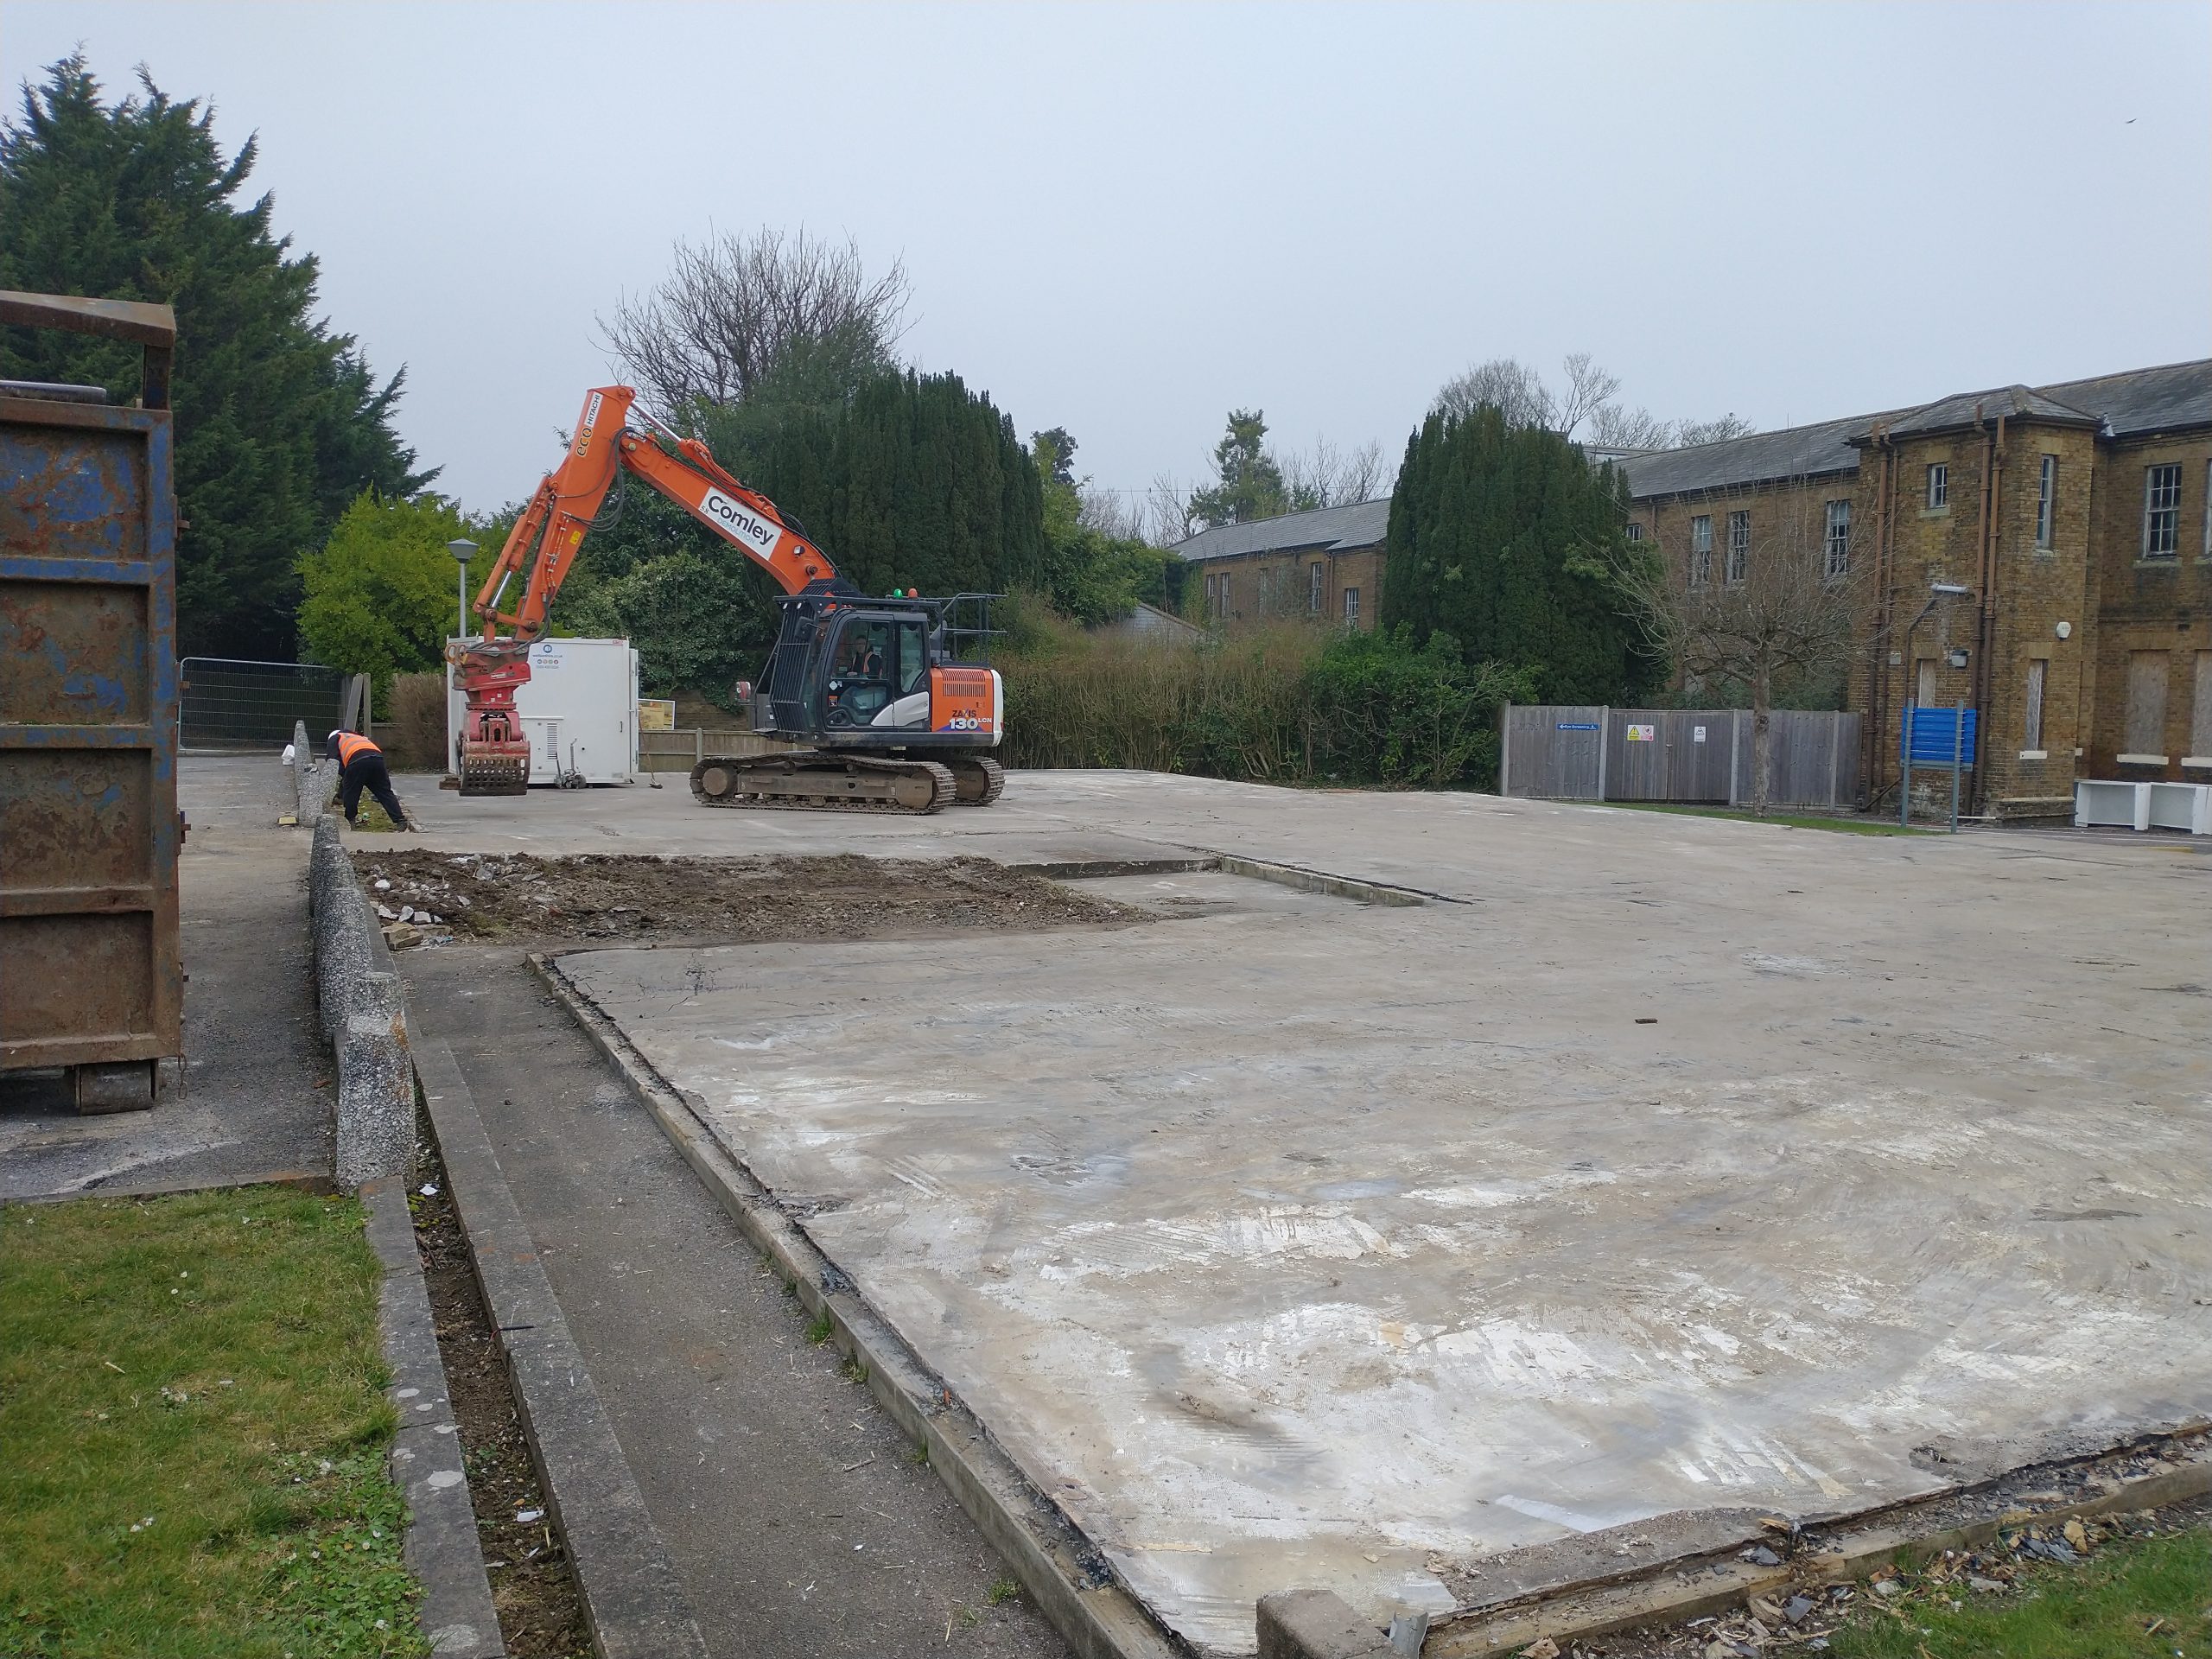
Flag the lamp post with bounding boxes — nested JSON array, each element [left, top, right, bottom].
[[448, 539, 478, 641]]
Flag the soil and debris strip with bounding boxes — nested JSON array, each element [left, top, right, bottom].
[[1531, 1496, 2211, 1658], [349, 849, 1130, 944]]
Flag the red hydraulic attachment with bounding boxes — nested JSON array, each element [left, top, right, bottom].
[[448, 385, 837, 793]]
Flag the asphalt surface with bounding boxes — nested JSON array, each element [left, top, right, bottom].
[[0, 754, 333, 1200], [397, 944, 1070, 1659]]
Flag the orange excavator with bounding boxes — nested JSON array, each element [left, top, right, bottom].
[[449, 385, 1004, 813]]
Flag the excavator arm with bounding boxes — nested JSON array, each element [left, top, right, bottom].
[[449, 385, 842, 791]]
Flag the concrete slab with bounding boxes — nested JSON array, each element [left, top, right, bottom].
[[0, 754, 332, 1199], [546, 775, 2212, 1654], [397, 948, 1074, 1658]]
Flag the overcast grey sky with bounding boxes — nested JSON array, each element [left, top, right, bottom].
[[9, 2, 2209, 515]]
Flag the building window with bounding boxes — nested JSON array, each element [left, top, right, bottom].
[[2143, 463, 2182, 558], [1309, 563, 1325, 613], [2193, 652, 2212, 760], [1726, 510, 1749, 584], [2023, 658, 2046, 752], [1342, 586, 1359, 626], [1823, 499, 1850, 580], [1218, 572, 1231, 619], [1624, 521, 1643, 543], [1204, 574, 1217, 616], [2125, 651, 2170, 757], [1915, 658, 1937, 708], [2036, 454, 2058, 549], [1926, 463, 1948, 511], [1685, 515, 1710, 588], [2204, 460, 2212, 559]]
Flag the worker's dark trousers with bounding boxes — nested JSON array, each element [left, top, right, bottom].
[[339, 753, 410, 828]]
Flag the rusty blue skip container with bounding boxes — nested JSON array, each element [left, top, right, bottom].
[[0, 291, 183, 1112]]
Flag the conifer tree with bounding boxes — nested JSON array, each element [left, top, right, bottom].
[[0, 56, 429, 657], [1382, 406, 1650, 703]]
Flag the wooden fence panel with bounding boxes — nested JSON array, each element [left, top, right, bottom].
[[1501, 705, 1606, 799]]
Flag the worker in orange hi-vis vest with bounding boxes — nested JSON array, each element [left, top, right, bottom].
[[324, 730, 415, 830]]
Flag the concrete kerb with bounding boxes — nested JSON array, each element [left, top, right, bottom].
[[292, 718, 327, 823], [308, 811, 413, 1189], [528, 950, 1186, 1659], [1416, 1431, 2212, 1659], [364, 1176, 505, 1659], [413, 1037, 710, 1659]]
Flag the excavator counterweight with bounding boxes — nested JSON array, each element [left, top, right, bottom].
[[449, 388, 1004, 811]]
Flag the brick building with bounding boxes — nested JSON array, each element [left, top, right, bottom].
[[1620, 359, 2212, 816], [1172, 499, 1388, 632]]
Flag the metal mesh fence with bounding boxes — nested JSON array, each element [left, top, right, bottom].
[[178, 658, 357, 751]]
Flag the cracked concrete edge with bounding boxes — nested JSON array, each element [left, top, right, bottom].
[[528, 951, 1190, 1659], [413, 1035, 710, 1659], [1005, 850, 1440, 908], [1421, 1436, 2212, 1658], [364, 1176, 506, 1659], [1207, 853, 1440, 907]]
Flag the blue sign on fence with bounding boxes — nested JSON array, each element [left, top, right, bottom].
[[1901, 706, 1978, 766], [1555, 721, 1600, 731]]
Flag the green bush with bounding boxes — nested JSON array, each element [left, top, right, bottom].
[[998, 607, 1529, 790]]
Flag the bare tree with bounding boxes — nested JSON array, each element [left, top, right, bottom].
[[1610, 488, 1861, 816], [1586, 402, 1675, 448], [1145, 471, 1201, 546], [1279, 435, 1394, 510], [1432, 357, 1554, 429], [1555, 352, 1621, 441], [1433, 353, 1758, 451], [1673, 413, 1758, 447], [601, 228, 912, 422]]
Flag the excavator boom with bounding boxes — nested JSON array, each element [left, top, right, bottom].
[[449, 385, 1003, 811], [450, 387, 841, 793]]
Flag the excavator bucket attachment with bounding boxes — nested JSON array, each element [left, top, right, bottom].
[[459, 741, 530, 797]]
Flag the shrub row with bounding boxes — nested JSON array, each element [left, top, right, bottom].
[[996, 609, 1531, 791]]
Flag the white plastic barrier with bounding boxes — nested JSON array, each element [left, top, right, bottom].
[[2076, 779, 2211, 834], [2075, 779, 2147, 830], [2145, 780, 2212, 835]]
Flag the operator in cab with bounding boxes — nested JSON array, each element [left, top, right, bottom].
[[325, 730, 415, 831]]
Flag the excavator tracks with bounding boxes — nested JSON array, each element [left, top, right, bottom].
[[690, 753, 957, 815], [947, 756, 1005, 806]]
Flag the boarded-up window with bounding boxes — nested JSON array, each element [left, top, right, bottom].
[[2023, 659, 2046, 751], [2193, 651, 2212, 759], [2125, 651, 2169, 757], [1915, 658, 1937, 708]]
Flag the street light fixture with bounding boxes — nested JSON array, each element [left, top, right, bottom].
[[448, 538, 478, 641]]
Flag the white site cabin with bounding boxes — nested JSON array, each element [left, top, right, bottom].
[[445, 637, 640, 786]]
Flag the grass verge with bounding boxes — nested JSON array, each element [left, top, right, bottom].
[[0, 1188, 425, 1658], [352, 798, 404, 833], [1827, 1523, 2210, 1659], [1599, 801, 1924, 836]]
